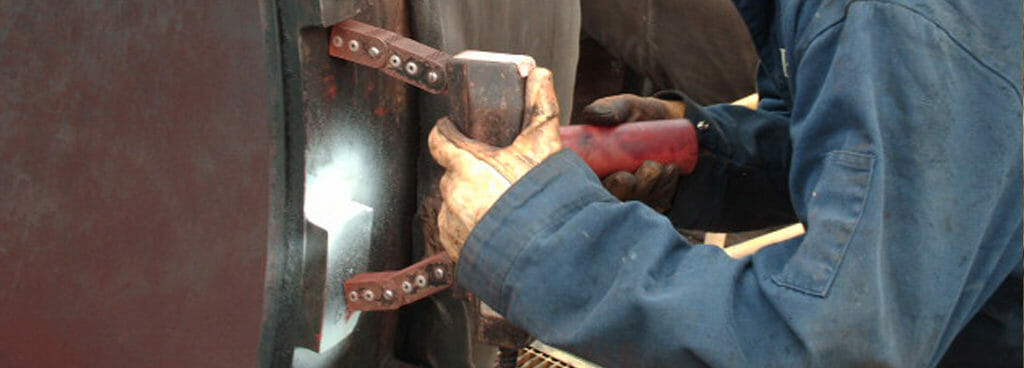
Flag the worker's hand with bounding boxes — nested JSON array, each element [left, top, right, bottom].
[[575, 94, 686, 126], [429, 68, 563, 260], [576, 94, 686, 212], [602, 160, 682, 213]]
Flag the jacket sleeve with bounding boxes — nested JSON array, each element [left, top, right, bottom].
[[650, 1, 798, 232], [456, 3, 1023, 367], [656, 88, 798, 232]]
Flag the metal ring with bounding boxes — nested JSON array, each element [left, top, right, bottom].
[[331, 36, 344, 48], [415, 274, 428, 288], [388, 54, 402, 68], [348, 39, 360, 52], [361, 289, 374, 301], [347, 291, 359, 301], [404, 61, 419, 75], [401, 281, 414, 293]]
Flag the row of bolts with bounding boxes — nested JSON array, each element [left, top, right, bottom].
[[332, 35, 441, 84], [348, 266, 447, 303]]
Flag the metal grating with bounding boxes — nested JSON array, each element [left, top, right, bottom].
[[516, 342, 601, 368]]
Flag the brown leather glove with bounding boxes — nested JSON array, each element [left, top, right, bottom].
[[577, 94, 686, 212], [428, 68, 563, 260], [602, 161, 682, 213], [575, 94, 686, 126]]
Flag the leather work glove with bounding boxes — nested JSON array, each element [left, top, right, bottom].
[[428, 68, 563, 260], [576, 94, 686, 212], [602, 161, 682, 213], [575, 94, 686, 126]]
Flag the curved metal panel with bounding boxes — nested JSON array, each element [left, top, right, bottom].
[[0, 1, 272, 366]]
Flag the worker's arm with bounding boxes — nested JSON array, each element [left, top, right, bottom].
[[650, 15, 800, 233], [456, 3, 1023, 367], [660, 90, 797, 232], [577, 57, 799, 232]]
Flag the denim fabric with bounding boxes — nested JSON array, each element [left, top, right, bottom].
[[457, 1, 1023, 366]]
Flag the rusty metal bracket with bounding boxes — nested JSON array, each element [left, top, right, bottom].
[[329, 19, 450, 94], [344, 253, 455, 312]]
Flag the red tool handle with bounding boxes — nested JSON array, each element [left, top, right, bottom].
[[559, 119, 699, 177]]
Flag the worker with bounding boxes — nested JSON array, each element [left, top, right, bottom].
[[429, 1, 1023, 367]]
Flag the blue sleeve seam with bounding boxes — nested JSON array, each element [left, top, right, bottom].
[[797, 0, 1023, 102]]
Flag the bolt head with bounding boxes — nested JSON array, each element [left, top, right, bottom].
[[332, 36, 344, 48], [404, 61, 419, 75], [415, 274, 428, 287], [368, 46, 381, 58], [348, 291, 359, 302], [383, 289, 395, 301], [388, 54, 402, 67], [361, 289, 374, 301], [347, 39, 360, 52], [426, 71, 440, 84], [432, 267, 445, 280], [401, 281, 414, 293]]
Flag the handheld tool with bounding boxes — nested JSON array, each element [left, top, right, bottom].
[[328, 18, 701, 366], [329, 19, 699, 178], [329, 19, 700, 310]]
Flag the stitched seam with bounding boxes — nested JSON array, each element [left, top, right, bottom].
[[796, 1, 1023, 102], [770, 151, 876, 297], [815, 152, 876, 296]]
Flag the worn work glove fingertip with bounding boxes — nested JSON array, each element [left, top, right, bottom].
[[577, 95, 636, 126], [602, 171, 638, 200], [650, 163, 682, 213]]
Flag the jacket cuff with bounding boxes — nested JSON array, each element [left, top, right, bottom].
[[653, 89, 734, 159], [456, 149, 614, 313]]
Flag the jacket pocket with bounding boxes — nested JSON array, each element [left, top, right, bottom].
[[772, 150, 875, 297]]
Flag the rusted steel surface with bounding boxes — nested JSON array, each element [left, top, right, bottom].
[[0, 1, 271, 367]]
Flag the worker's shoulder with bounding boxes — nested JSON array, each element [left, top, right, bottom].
[[790, 1, 1018, 43], [788, 0, 1021, 88]]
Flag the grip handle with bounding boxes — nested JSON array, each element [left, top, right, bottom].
[[559, 119, 699, 177]]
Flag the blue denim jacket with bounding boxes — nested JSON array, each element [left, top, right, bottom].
[[456, 1, 1023, 366]]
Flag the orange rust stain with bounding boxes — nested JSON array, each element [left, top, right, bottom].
[[322, 75, 338, 100], [373, 106, 388, 117]]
